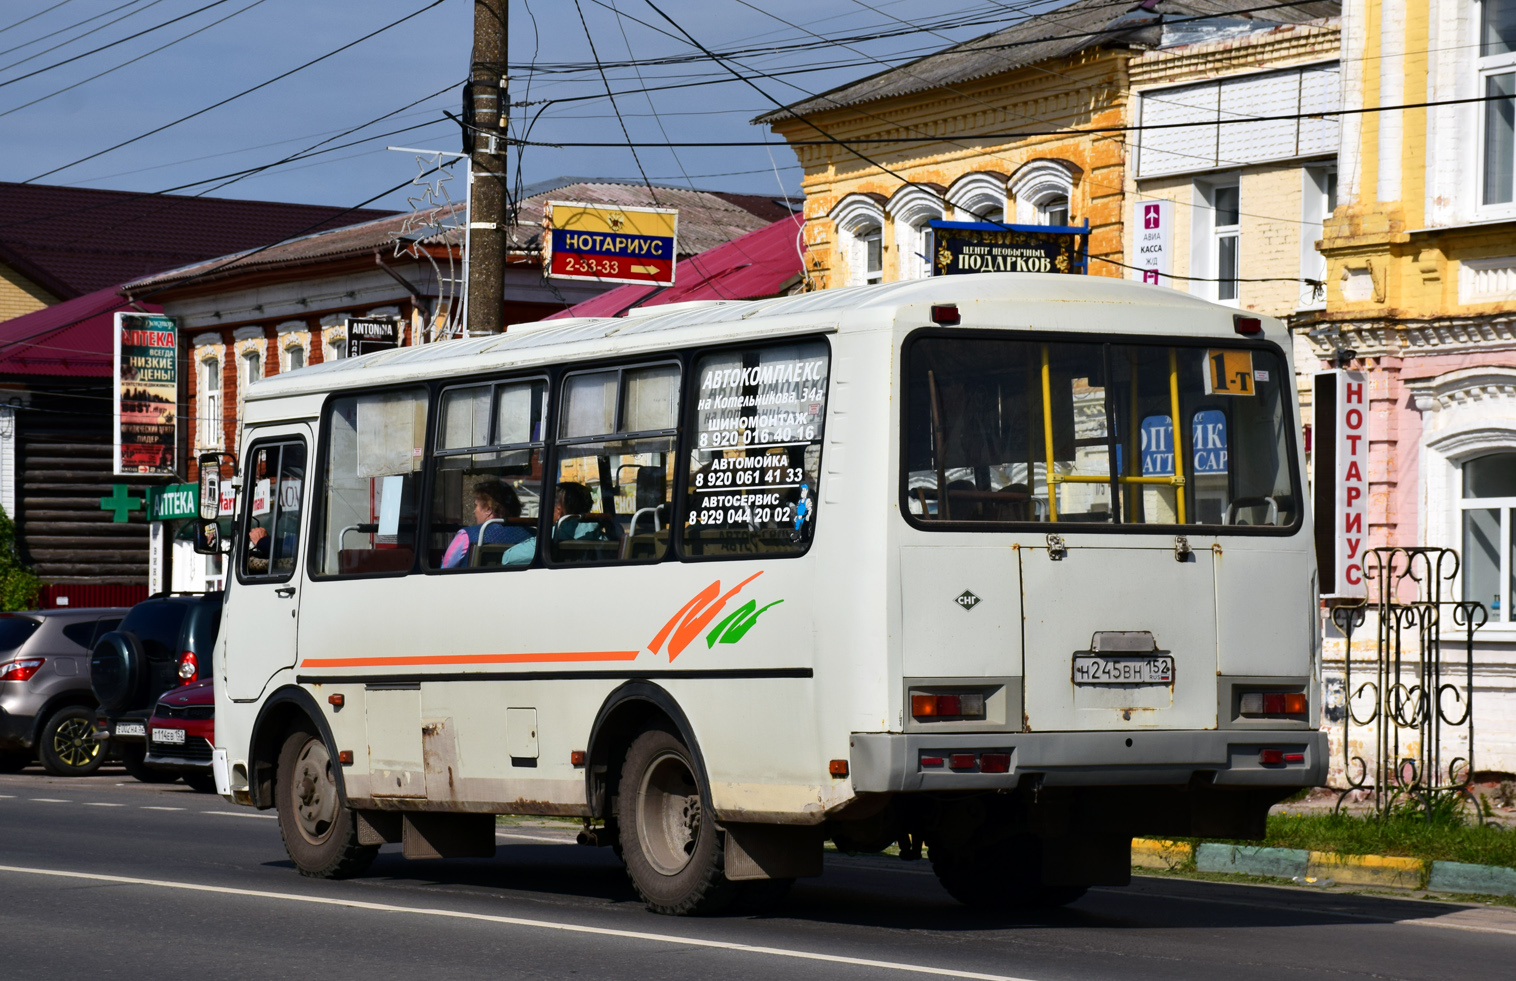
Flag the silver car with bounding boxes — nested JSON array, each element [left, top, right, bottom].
[[0, 608, 127, 776]]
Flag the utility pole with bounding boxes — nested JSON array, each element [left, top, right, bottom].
[[466, 0, 507, 336]]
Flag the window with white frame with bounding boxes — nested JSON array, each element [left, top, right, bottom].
[[889, 186, 944, 281], [1461, 451, 1516, 620], [1481, 0, 1516, 207], [1213, 184, 1241, 303], [1300, 166, 1337, 309], [285, 342, 305, 372], [243, 349, 262, 389], [200, 356, 222, 450], [1009, 160, 1076, 226], [945, 172, 1007, 225], [830, 194, 887, 287]]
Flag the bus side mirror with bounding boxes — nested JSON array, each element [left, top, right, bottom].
[[192, 518, 227, 556]]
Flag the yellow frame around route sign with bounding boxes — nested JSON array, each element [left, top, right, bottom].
[[1039, 344, 1187, 524]]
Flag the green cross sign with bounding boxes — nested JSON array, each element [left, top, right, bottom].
[[99, 484, 143, 523]]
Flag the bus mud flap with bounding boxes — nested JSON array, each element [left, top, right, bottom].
[[355, 809, 401, 846], [401, 812, 497, 860], [722, 823, 824, 881]]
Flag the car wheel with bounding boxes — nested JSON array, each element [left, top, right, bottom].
[[38, 706, 105, 777], [120, 744, 180, 784], [618, 727, 735, 916], [275, 726, 377, 879], [0, 750, 30, 773], [182, 772, 217, 793]]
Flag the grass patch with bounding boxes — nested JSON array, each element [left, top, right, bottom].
[[1188, 809, 1516, 868]]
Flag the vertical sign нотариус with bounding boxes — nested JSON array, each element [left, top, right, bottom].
[[1335, 370, 1369, 598]]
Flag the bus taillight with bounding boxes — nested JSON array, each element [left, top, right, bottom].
[[1238, 691, 1307, 717], [910, 692, 986, 720]]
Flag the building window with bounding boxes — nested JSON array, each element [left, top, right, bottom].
[[286, 344, 305, 372], [889, 185, 944, 281], [859, 225, 883, 285], [200, 357, 221, 450], [1301, 166, 1337, 309], [829, 193, 887, 288], [1010, 159, 1077, 226], [1481, 0, 1516, 206], [1461, 451, 1516, 620], [1038, 196, 1070, 226], [243, 350, 262, 389], [1213, 184, 1240, 303]]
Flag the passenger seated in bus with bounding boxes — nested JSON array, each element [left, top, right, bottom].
[[441, 479, 532, 568], [551, 481, 611, 542]]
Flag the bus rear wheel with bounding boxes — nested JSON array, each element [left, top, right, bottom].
[[275, 727, 377, 879], [618, 727, 735, 916], [931, 836, 1087, 910]]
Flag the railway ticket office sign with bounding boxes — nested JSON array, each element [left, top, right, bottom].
[[1313, 369, 1369, 599], [545, 201, 678, 287], [114, 311, 177, 476], [1133, 200, 1173, 286], [929, 220, 1089, 276]]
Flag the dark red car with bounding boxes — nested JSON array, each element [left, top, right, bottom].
[[144, 679, 216, 793]]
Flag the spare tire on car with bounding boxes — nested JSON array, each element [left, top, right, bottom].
[[90, 630, 145, 714]]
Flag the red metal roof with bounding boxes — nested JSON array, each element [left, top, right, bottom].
[[548, 215, 805, 320], [0, 181, 395, 300], [0, 286, 160, 377]]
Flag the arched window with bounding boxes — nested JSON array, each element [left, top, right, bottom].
[[243, 349, 262, 389], [945, 172, 1007, 224], [1009, 159, 1078, 226], [830, 193, 887, 287], [1462, 451, 1516, 619], [888, 184, 945, 281]]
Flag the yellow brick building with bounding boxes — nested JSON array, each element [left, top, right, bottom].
[[762, 0, 1340, 293]]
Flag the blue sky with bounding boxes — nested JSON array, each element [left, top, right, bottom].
[[0, 0, 1020, 212]]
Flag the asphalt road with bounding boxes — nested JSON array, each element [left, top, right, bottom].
[[2, 766, 1514, 981]]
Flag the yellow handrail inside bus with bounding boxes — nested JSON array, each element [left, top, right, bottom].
[[1040, 344, 1058, 521], [1169, 347, 1186, 525]]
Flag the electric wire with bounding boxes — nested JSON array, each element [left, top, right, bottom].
[[0, 0, 80, 40], [0, 0, 146, 63], [22, 0, 451, 184], [0, 0, 227, 86]]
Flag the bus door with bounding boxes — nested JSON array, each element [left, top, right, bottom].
[[223, 426, 311, 700]]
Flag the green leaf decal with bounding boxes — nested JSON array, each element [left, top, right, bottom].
[[706, 599, 784, 648]]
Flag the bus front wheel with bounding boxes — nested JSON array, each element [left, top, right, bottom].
[[275, 727, 378, 879], [618, 727, 735, 915]]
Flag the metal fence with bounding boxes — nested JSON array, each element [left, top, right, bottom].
[[1329, 546, 1485, 820]]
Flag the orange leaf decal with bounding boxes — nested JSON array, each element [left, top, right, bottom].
[[648, 571, 764, 662]]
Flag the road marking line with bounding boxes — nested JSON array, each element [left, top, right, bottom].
[[141, 806, 184, 811], [496, 832, 576, 844], [0, 794, 14, 798], [1096, 884, 1516, 937], [30, 798, 69, 803], [203, 811, 277, 820], [0, 864, 1034, 981], [83, 802, 124, 808]]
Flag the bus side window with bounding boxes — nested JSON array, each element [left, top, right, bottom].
[[682, 340, 829, 557], [312, 387, 427, 577], [427, 377, 547, 571], [241, 440, 306, 580], [550, 363, 679, 565]]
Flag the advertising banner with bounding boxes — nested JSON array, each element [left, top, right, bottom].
[[1313, 369, 1369, 598], [114, 312, 177, 476], [928, 220, 1088, 276], [1133, 199, 1172, 285], [544, 201, 678, 286]]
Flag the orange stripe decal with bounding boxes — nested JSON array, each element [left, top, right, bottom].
[[299, 650, 640, 669]]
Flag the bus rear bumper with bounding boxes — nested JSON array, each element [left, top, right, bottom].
[[848, 729, 1328, 792]]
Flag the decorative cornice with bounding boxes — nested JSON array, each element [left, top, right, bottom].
[[1306, 314, 1516, 359], [1128, 21, 1340, 87], [1406, 366, 1516, 414]]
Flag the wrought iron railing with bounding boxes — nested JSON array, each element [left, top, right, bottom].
[[1329, 546, 1485, 821]]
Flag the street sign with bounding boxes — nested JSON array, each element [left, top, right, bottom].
[[929, 220, 1088, 276], [148, 483, 199, 522], [1314, 369, 1369, 599], [345, 317, 399, 358], [114, 312, 177, 475], [1133, 200, 1173, 286], [545, 201, 678, 287]]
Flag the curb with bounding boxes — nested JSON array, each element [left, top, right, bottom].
[[1132, 838, 1516, 897]]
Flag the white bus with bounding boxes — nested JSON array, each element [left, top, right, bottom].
[[207, 273, 1324, 915]]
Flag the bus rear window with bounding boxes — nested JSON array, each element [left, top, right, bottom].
[[903, 335, 1298, 529]]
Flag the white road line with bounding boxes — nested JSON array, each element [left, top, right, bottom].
[[83, 802, 124, 808], [141, 806, 184, 812], [30, 798, 69, 803], [495, 831, 576, 844], [0, 794, 14, 798], [203, 811, 277, 820], [0, 864, 1035, 981]]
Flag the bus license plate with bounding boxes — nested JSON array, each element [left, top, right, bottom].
[[151, 727, 185, 745], [1073, 655, 1174, 685]]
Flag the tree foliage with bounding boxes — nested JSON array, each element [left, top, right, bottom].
[[0, 506, 42, 611]]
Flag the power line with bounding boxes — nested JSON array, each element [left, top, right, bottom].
[[0, 0, 79, 39], [571, 0, 659, 205], [0, 0, 162, 66], [0, 0, 272, 121], [0, 0, 228, 86]]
